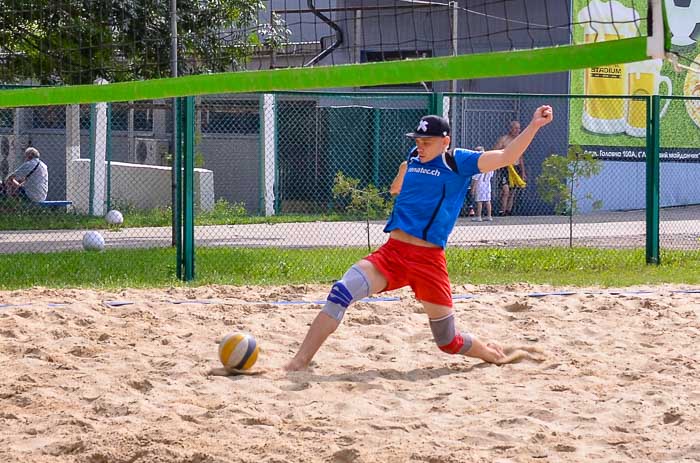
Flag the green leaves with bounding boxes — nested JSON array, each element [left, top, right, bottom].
[[332, 172, 392, 220], [0, 0, 278, 84], [537, 144, 603, 216]]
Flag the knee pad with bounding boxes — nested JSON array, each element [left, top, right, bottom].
[[429, 313, 473, 355], [321, 264, 370, 321]]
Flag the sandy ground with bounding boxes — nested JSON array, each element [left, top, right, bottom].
[[0, 284, 698, 463]]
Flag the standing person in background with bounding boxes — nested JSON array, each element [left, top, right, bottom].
[[471, 157, 494, 222], [468, 146, 485, 219], [494, 121, 526, 216]]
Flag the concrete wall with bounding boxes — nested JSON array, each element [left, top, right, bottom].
[[67, 159, 214, 214], [576, 161, 700, 213], [200, 135, 261, 212]]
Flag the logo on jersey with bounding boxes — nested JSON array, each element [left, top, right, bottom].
[[407, 166, 440, 176]]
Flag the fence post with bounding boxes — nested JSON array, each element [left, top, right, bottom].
[[88, 104, 96, 216], [175, 98, 183, 280], [106, 103, 112, 212], [646, 95, 660, 264], [260, 93, 277, 216], [430, 92, 443, 115], [183, 96, 196, 280]]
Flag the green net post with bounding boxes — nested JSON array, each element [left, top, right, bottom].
[[646, 95, 660, 265], [429, 92, 444, 116], [175, 97, 183, 280], [183, 96, 196, 281]]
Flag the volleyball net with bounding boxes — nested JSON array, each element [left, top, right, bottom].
[[0, 0, 666, 108]]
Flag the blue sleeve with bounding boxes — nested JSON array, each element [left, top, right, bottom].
[[454, 148, 482, 177]]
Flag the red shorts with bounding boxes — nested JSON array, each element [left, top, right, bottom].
[[364, 238, 453, 307]]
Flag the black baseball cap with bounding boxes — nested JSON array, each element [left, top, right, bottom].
[[405, 115, 450, 138]]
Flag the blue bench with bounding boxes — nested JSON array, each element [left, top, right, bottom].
[[37, 200, 74, 212]]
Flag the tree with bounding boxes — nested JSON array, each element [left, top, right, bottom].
[[333, 172, 393, 252], [0, 0, 279, 85], [537, 145, 603, 247]]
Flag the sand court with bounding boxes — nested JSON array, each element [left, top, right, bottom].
[[0, 284, 698, 462]]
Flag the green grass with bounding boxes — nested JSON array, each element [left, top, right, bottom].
[[0, 247, 698, 290], [0, 205, 346, 231]]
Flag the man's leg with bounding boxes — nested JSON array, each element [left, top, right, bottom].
[[500, 184, 510, 216], [508, 187, 521, 215], [422, 301, 505, 364], [284, 259, 388, 371]]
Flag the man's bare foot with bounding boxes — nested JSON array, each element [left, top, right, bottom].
[[283, 357, 309, 372], [464, 337, 506, 364]]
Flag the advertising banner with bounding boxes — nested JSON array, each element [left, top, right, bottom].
[[571, 0, 700, 162]]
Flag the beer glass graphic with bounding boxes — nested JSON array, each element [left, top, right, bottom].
[[578, 1, 641, 134], [625, 59, 673, 137]]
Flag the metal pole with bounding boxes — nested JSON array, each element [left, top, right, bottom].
[[451, 1, 458, 94], [106, 104, 112, 212], [170, 0, 178, 246], [88, 105, 96, 216], [646, 95, 660, 264], [183, 96, 196, 281], [175, 98, 182, 279], [354, 10, 362, 64]]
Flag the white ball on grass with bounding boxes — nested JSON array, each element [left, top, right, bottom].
[[82, 231, 105, 252], [105, 210, 124, 225]]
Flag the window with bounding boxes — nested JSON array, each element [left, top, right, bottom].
[[32, 106, 66, 129], [0, 109, 13, 129], [200, 100, 259, 135], [361, 50, 433, 89], [80, 106, 91, 130], [111, 104, 153, 132]]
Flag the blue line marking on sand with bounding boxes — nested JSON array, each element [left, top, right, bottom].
[[526, 291, 578, 298], [104, 300, 135, 307], [172, 300, 220, 305], [3, 288, 699, 311], [607, 290, 655, 295], [261, 300, 326, 305], [249, 296, 402, 306], [0, 303, 32, 309]]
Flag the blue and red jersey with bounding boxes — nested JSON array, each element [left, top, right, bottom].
[[384, 148, 482, 248]]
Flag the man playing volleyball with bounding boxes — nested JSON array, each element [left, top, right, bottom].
[[284, 105, 553, 371]]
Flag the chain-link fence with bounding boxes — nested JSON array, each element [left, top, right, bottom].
[[1, 91, 698, 262], [658, 96, 700, 251], [0, 101, 180, 253], [192, 92, 431, 249], [448, 93, 654, 249]]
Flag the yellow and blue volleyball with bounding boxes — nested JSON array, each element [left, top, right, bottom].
[[218, 332, 259, 371]]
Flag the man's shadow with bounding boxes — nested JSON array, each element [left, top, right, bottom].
[[283, 362, 488, 388]]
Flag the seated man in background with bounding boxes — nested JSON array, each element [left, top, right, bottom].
[[1, 147, 49, 204]]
